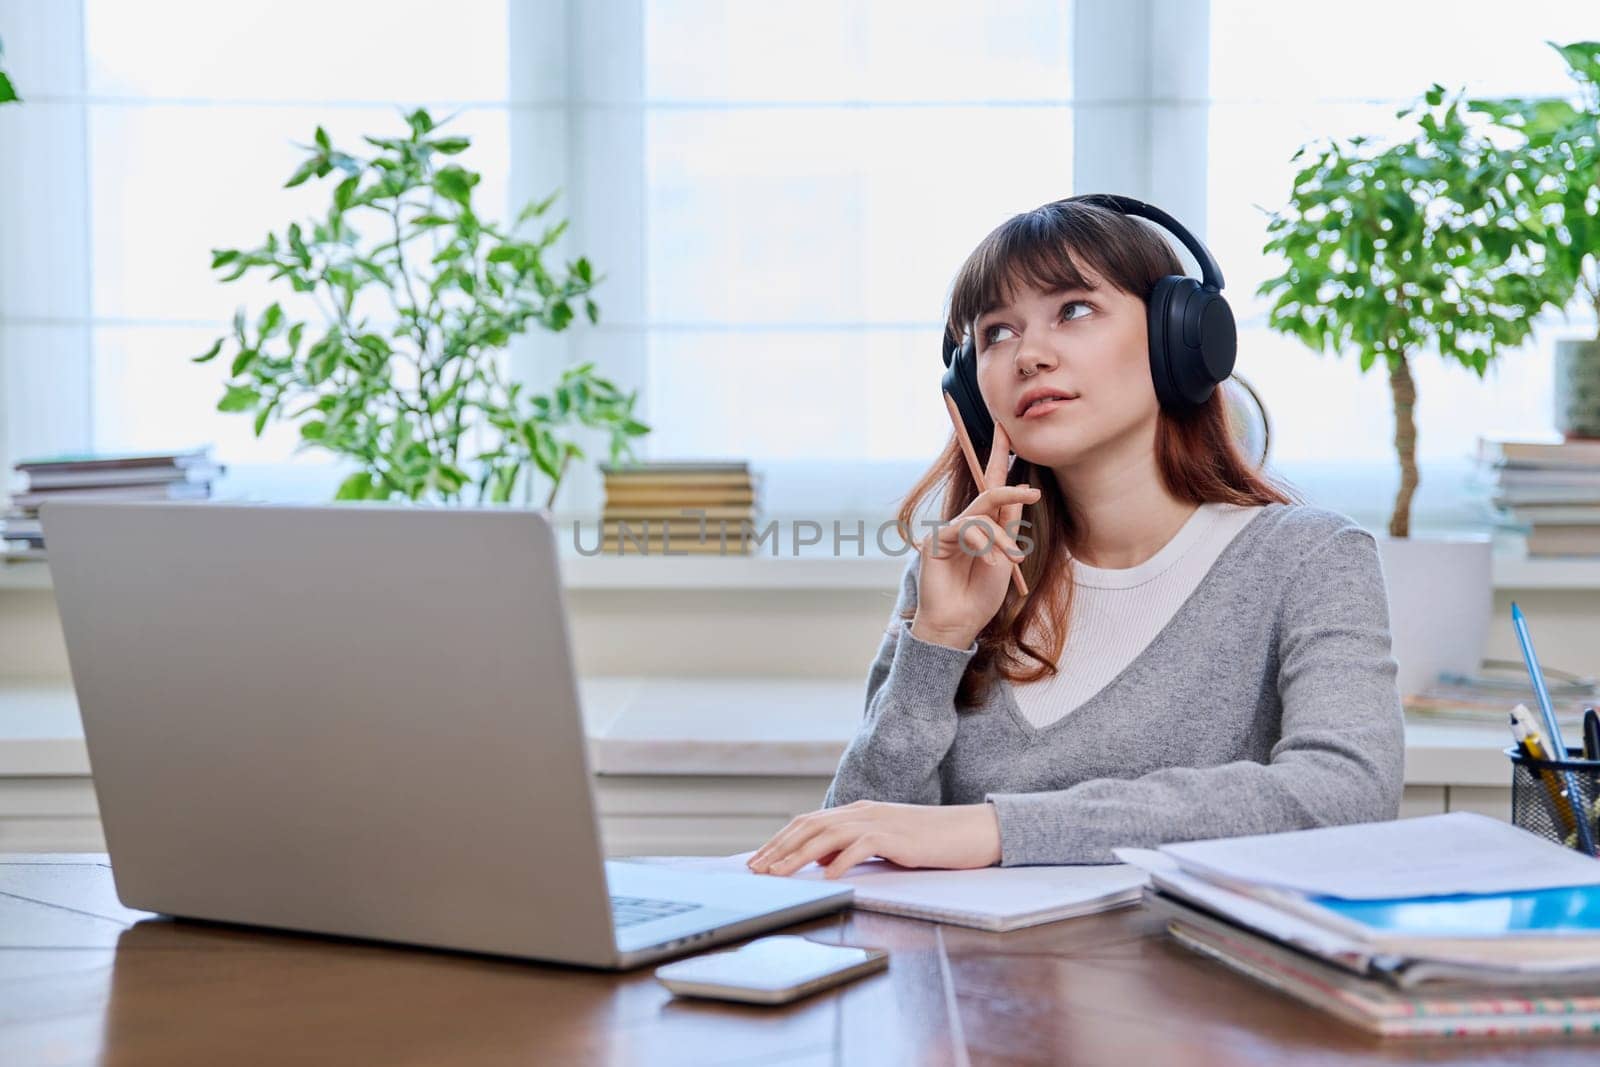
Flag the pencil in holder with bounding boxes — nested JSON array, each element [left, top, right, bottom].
[[1505, 745, 1600, 857]]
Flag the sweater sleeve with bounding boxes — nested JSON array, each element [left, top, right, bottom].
[[984, 524, 1406, 865], [823, 555, 979, 807]]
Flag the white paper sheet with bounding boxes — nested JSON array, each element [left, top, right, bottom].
[[1115, 848, 1372, 961], [1155, 812, 1600, 900], [659, 850, 1148, 932]]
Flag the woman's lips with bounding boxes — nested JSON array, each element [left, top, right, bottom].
[[1020, 397, 1076, 419]]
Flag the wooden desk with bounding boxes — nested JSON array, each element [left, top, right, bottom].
[[2, 855, 1593, 1066]]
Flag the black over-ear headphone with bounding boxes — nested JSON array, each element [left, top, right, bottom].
[[940, 193, 1238, 463]]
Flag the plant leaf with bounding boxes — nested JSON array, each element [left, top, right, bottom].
[[218, 384, 260, 412], [285, 156, 321, 188], [333, 175, 359, 211], [335, 472, 373, 500], [258, 302, 284, 338], [433, 166, 479, 207]]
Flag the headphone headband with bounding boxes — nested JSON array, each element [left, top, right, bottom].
[[1057, 193, 1226, 292]]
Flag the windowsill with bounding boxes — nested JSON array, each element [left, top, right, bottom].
[[6, 539, 1600, 591], [0, 677, 1517, 787]]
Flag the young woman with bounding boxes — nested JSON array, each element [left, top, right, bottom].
[[747, 197, 1405, 878]]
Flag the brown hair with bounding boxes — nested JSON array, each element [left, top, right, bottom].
[[895, 198, 1299, 709]]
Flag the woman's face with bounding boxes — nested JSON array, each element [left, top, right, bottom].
[[973, 268, 1158, 469]]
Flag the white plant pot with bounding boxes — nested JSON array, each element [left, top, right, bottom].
[[1554, 337, 1600, 438], [1374, 535, 1493, 698]]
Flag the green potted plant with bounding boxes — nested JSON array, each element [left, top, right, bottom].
[[0, 36, 20, 106], [195, 108, 648, 507], [1257, 85, 1572, 695], [1469, 41, 1600, 437]]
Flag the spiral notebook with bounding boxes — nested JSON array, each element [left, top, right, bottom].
[[655, 851, 1147, 932]]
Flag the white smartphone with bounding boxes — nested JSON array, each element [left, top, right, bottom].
[[654, 935, 889, 1005]]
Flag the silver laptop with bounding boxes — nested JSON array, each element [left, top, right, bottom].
[[41, 500, 851, 969]]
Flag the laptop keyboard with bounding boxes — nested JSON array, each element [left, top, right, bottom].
[[610, 894, 703, 929]]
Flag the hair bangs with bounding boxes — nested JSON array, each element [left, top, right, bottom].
[[944, 200, 1182, 348], [946, 215, 1096, 345]]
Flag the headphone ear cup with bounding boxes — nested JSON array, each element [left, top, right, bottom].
[[1146, 275, 1185, 412], [1193, 287, 1238, 389], [1148, 276, 1237, 413], [940, 337, 995, 463]]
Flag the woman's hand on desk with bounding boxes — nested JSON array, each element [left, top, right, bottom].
[[912, 421, 1037, 650], [745, 800, 1003, 879]]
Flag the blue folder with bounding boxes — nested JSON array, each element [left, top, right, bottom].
[[1311, 883, 1600, 938]]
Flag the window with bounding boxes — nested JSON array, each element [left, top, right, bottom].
[[1208, 0, 1600, 530], [3, 0, 513, 500], [8, 0, 1076, 520], [7, 1, 1586, 531], [639, 1, 1074, 518], [87, 0, 511, 459]]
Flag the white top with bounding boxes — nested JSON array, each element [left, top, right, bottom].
[[1009, 501, 1265, 729]]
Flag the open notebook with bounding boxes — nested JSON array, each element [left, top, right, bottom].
[[654, 851, 1147, 933]]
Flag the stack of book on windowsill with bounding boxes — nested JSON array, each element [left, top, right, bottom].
[[1477, 437, 1600, 557], [1403, 660, 1595, 731], [1118, 813, 1600, 1039], [598, 460, 762, 556], [2, 448, 224, 562]]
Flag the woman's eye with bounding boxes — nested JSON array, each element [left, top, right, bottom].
[[981, 302, 1090, 347]]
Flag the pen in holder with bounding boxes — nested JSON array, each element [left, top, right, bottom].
[[1505, 745, 1600, 857]]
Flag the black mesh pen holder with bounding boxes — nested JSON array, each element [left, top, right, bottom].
[[1505, 745, 1600, 856]]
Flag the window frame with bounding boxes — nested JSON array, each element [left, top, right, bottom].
[[0, 1, 1532, 534]]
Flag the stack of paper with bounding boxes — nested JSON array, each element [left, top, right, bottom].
[[1117, 812, 1600, 1039], [660, 850, 1147, 932]]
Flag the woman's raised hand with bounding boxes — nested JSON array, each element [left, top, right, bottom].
[[910, 421, 1038, 651]]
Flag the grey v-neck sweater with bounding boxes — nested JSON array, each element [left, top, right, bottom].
[[822, 503, 1406, 866]]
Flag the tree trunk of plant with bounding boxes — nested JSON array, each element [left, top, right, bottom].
[[543, 450, 573, 511], [1388, 356, 1418, 539]]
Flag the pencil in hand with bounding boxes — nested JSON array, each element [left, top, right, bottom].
[[942, 391, 1029, 597]]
